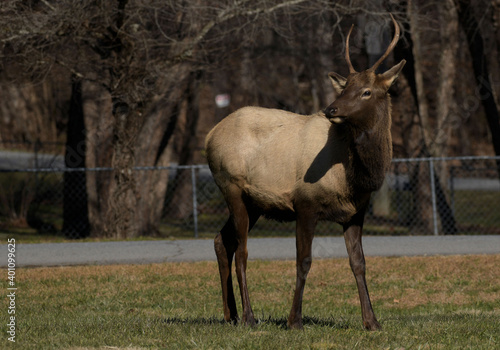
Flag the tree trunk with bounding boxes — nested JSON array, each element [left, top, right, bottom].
[[432, 0, 459, 235], [408, 160, 434, 235], [81, 69, 193, 239], [104, 101, 143, 239], [165, 73, 202, 220], [130, 64, 193, 236], [62, 77, 90, 238], [82, 77, 187, 238], [408, 0, 431, 146], [83, 80, 114, 237], [490, 0, 500, 119], [405, 1, 437, 234], [434, 0, 458, 157], [132, 101, 178, 236], [456, 0, 500, 178]]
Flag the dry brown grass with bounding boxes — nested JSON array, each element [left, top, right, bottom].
[[20, 254, 500, 311], [307, 255, 500, 309]]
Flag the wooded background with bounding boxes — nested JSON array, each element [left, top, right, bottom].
[[1, 0, 499, 238]]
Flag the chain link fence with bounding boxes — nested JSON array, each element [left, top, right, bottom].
[[1, 150, 499, 238]]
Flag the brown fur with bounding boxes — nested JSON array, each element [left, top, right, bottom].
[[205, 16, 406, 330]]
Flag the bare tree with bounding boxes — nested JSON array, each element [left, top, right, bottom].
[[3, 0, 496, 237], [1, 0, 349, 237]]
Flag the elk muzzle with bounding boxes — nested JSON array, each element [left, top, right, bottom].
[[324, 104, 346, 124]]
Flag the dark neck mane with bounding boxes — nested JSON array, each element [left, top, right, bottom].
[[345, 102, 392, 193]]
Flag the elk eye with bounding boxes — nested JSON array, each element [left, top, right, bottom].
[[362, 90, 371, 98]]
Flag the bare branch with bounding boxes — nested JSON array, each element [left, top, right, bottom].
[[41, 0, 57, 12], [168, 0, 310, 64]]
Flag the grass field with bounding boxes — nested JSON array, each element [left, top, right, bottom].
[[2, 255, 499, 349]]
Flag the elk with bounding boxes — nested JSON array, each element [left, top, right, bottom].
[[205, 14, 405, 330]]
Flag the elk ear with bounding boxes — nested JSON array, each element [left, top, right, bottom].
[[328, 72, 347, 95], [380, 59, 406, 90]]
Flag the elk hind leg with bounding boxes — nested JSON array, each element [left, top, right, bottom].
[[233, 200, 260, 326], [214, 220, 239, 323], [215, 186, 260, 326]]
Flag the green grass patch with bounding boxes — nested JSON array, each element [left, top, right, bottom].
[[2, 255, 499, 349], [453, 190, 500, 233]]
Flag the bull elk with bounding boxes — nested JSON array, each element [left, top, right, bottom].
[[205, 14, 405, 330]]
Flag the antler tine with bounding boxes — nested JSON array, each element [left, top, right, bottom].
[[345, 24, 357, 74], [369, 13, 400, 72]]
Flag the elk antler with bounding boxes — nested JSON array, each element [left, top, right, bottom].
[[345, 24, 356, 74], [369, 13, 401, 72]]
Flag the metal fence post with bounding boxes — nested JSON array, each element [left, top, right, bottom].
[[191, 166, 199, 238], [429, 158, 439, 235], [449, 166, 455, 216], [394, 162, 403, 225]]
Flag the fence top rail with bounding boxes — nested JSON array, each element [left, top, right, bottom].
[[1, 156, 499, 173]]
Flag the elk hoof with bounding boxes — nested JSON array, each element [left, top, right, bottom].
[[364, 319, 382, 331], [242, 315, 256, 327], [287, 319, 303, 330], [224, 315, 239, 325]]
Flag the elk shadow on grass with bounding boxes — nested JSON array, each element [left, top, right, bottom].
[[163, 316, 349, 329], [260, 316, 351, 330], [163, 316, 227, 326], [163, 315, 352, 329]]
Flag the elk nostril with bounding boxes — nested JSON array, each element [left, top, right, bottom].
[[325, 107, 337, 117]]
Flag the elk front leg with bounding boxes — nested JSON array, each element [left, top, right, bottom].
[[287, 211, 316, 329], [343, 208, 381, 331]]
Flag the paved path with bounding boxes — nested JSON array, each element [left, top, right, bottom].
[[1, 235, 499, 267]]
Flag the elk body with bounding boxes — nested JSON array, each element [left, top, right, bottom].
[[205, 15, 405, 330]]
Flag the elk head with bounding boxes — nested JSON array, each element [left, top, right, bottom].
[[325, 14, 406, 127]]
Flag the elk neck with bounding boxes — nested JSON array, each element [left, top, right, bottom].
[[339, 97, 393, 194]]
